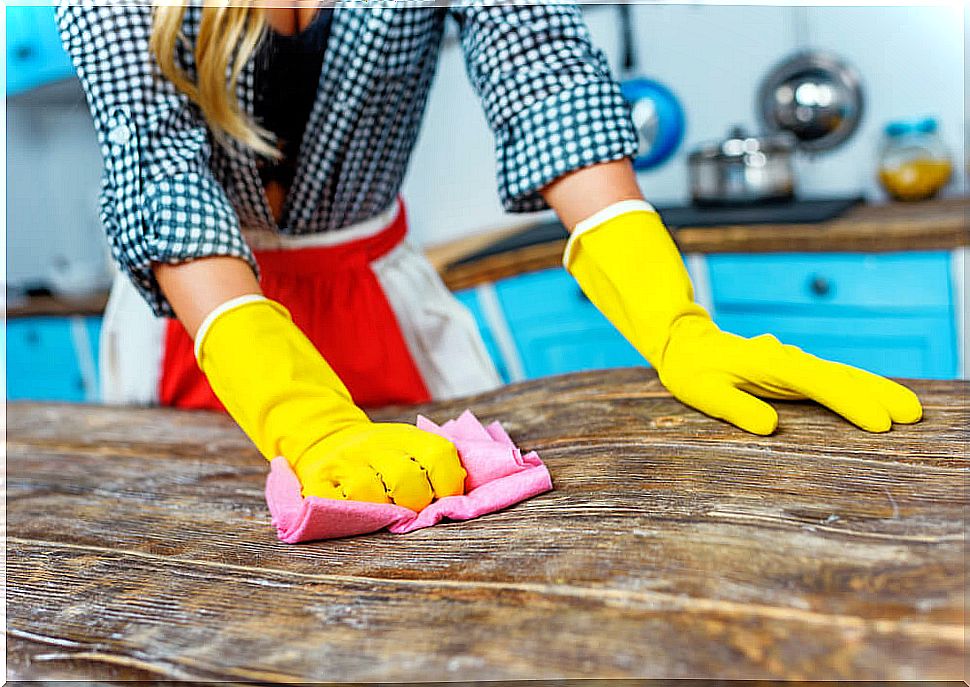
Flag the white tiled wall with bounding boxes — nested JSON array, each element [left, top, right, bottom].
[[403, 4, 966, 248]]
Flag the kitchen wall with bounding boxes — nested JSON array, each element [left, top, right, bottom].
[[7, 81, 110, 295], [6, 4, 965, 271], [402, 3, 967, 247]]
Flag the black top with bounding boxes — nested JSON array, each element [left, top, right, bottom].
[[252, 9, 334, 191]]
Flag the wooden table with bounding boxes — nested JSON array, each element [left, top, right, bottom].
[[7, 369, 967, 681]]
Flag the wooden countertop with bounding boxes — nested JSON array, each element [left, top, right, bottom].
[[6, 291, 110, 319], [7, 369, 967, 681], [429, 196, 970, 291]]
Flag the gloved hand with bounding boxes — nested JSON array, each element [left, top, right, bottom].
[[195, 296, 466, 510], [564, 201, 923, 435]]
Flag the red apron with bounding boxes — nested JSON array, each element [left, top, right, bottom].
[[158, 202, 431, 411]]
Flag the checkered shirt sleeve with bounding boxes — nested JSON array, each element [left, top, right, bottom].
[[451, 2, 639, 213], [56, 3, 257, 317]]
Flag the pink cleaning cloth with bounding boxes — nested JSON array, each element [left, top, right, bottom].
[[265, 410, 552, 542]]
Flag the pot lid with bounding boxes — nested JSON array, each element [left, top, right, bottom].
[[689, 126, 796, 161]]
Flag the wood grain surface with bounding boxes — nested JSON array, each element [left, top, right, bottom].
[[6, 291, 110, 319], [6, 369, 968, 682], [434, 196, 970, 291]]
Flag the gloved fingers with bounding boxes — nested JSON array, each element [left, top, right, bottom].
[[365, 447, 435, 512], [730, 335, 810, 400], [292, 423, 466, 510], [747, 334, 921, 427], [672, 376, 779, 436], [296, 455, 390, 504], [779, 350, 894, 432], [405, 434, 466, 500], [361, 423, 467, 500], [736, 377, 808, 401], [841, 365, 923, 424]]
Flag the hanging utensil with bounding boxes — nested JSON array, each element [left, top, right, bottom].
[[757, 50, 864, 153], [616, 5, 685, 171]]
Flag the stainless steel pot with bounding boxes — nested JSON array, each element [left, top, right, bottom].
[[688, 127, 797, 206]]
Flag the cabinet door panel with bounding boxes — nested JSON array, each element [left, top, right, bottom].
[[494, 268, 601, 327], [456, 274, 648, 381], [514, 321, 644, 379], [6, 7, 42, 95], [715, 312, 958, 379], [493, 270, 645, 378]]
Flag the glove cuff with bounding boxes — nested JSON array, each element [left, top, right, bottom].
[[194, 294, 289, 365], [562, 199, 657, 270]]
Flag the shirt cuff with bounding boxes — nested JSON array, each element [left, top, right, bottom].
[[494, 79, 639, 214], [122, 173, 259, 318]]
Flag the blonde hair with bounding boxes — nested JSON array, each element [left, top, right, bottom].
[[150, 3, 279, 158]]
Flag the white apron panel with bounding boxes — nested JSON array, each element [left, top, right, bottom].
[[372, 242, 503, 400], [99, 270, 166, 405]]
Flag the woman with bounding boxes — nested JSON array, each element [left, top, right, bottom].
[[58, 2, 922, 512]]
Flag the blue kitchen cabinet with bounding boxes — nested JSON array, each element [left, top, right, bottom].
[[6, 5, 75, 96], [493, 269, 643, 378], [456, 268, 645, 380], [511, 319, 644, 379], [707, 251, 958, 379], [454, 250, 959, 382], [455, 259, 706, 380], [6, 316, 102, 402]]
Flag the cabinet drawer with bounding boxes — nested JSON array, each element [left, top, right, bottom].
[[707, 251, 952, 312], [715, 312, 958, 379], [6, 318, 86, 401]]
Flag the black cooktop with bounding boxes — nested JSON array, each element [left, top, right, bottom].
[[450, 195, 864, 268], [657, 195, 864, 229]]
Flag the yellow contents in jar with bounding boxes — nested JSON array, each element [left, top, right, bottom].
[[878, 158, 953, 201]]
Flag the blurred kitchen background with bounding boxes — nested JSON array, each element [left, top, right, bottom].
[[6, 3, 968, 404]]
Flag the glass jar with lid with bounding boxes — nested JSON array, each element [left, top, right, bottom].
[[877, 117, 953, 201]]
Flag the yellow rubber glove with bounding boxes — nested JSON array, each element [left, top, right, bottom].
[[564, 200, 923, 435], [195, 296, 466, 510]]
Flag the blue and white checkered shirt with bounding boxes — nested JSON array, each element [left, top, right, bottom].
[[57, 2, 638, 316]]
